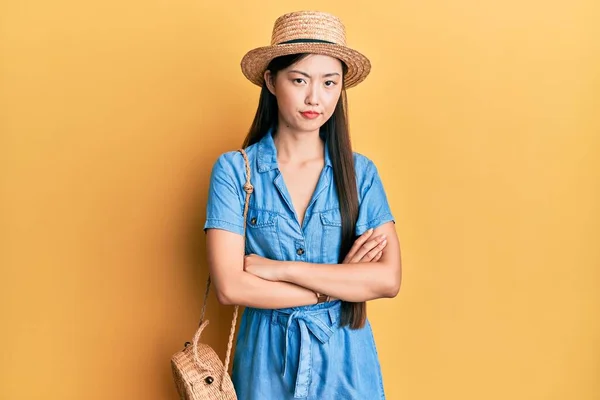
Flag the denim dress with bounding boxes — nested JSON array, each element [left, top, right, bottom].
[[204, 130, 395, 399]]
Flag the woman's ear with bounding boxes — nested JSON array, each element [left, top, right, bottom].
[[264, 70, 276, 96]]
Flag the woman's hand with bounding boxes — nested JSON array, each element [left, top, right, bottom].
[[343, 228, 387, 264], [243, 228, 387, 284], [243, 254, 285, 282]]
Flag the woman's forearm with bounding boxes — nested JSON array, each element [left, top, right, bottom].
[[279, 260, 400, 302], [217, 270, 318, 309], [207, 229, 319, 309], [277, 222, 402, 302]]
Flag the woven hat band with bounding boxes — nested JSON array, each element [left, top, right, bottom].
[[278, 38, 336, 45]]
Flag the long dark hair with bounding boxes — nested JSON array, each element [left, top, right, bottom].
[[242, 54, 366, 329]]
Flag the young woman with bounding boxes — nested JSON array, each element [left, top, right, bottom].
[[204, 11, 402, 400]]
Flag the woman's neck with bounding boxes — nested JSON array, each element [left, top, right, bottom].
[[273, 125, 324, 165]]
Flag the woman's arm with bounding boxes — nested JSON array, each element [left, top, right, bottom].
[[206, 228, 319, 309], [207, 227, 389, 308], [294, 221, 401, 301], [245, 222, 401, 302]]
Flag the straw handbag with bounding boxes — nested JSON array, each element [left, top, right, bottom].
[[171, 149, 254, 400]]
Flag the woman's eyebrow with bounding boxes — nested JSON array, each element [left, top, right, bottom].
[[288, 70, 341, 78]]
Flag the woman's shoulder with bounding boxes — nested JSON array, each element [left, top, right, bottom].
[[352, 151, 379, 177], [211, 142, 260, 178], [352, 151, 385, 198]]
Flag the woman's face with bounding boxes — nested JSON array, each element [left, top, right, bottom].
[[265, 54, 344, 134]]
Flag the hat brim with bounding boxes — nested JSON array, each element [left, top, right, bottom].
[[240, 43, 371, 89]]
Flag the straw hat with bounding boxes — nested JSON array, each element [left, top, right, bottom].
[[240, 11, 371, 89]]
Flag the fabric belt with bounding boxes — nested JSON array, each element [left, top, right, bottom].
[[277, 304, 339, 398]]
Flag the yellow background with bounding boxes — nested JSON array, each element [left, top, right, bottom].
[[1, 0, 599, 399]]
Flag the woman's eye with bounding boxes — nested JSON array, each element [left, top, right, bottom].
[[293, 78, 306, 84], [325, 80, 337, 87]]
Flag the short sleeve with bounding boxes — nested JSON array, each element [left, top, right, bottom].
[[203, 154, 245, 236], [355, 159, 395, 236]]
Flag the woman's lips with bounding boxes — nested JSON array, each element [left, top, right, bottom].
[[300, 111, 320, 119]]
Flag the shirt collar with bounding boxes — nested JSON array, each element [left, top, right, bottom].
[[256, 128, 333, 173]]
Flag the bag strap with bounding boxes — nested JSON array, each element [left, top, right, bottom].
[[193, 148, 253, 385]]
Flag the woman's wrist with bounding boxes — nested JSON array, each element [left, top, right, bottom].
[[314, 292, 330, 303], [278, 260, 296, 282], [284, 261, 337, 303]]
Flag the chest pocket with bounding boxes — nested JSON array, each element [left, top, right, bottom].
[[320, 209, 343, 264], [245, 208, 283, 260]]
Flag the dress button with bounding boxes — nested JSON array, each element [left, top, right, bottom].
[[296, 248, 305, 256], [250, 217, 257, 225]]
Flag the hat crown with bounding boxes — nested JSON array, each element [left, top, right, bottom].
[[270, 11, 347, 46]]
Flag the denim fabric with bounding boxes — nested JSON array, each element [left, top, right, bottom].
[[204, 130, 394, 399], [232, 301, 386, 400]]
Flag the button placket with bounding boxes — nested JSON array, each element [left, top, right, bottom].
[[295, 240, 305, 259]]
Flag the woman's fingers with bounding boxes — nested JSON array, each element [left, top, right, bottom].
[[343, 228, 374, 263], [373, 250, 383, 262], [363, 240, 387, 262], [350, 234, 387, 263]]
